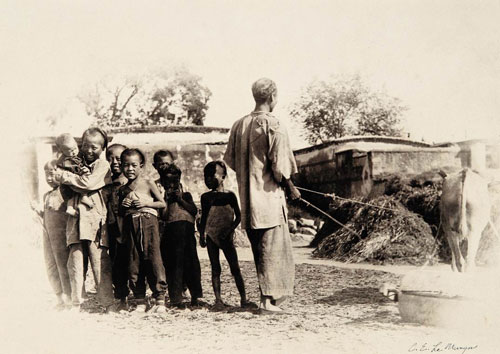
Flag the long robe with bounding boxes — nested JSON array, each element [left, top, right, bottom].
[[224, 111, 297, 299]]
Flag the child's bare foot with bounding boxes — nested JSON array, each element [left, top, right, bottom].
[[80, 196, 94, 209], [54, 302, 66, 311], [68, 305, 81, 313], [116, 298, 129, 312], [191, 298, 207, 307], [132, 299, 147, 312], [213, 299, 228, 310], [151, 298, 167, 314], [169, 302, 186, 309], [66, 206, 78, 216], [101, 305, 113, 314], [240, 300, 258, 309]]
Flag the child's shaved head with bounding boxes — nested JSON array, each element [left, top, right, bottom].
[[55, 133, 79, 157], [44, 160, 58, 188], [82, 127, 108, 149], [44, 160, 56, 171], [55, 133, 76, 149]]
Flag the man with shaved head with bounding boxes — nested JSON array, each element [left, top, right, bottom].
[[224, 78, 301, 314]]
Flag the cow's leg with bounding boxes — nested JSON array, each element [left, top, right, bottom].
[[446, 231, 465, 272], [465, 231, 480, 272], [465, 219, 487, 272], [447, 236, 457, 272]]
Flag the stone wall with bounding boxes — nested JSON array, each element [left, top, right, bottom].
[[294, 139, 465, 198]]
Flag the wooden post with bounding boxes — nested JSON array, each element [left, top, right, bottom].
[[470, 142, 486, 171]]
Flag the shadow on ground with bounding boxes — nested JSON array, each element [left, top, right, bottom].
[[317, 287, 391, 306]]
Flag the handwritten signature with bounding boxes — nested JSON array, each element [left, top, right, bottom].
[[408, 342, 478, 354]]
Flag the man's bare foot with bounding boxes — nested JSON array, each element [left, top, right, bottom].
[[260, 297, 282, 312], [271, 296, 288, 307], [259, 302, 282, 312]]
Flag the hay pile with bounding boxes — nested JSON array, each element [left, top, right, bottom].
[[384, 174, 449, 260], [313, 196, 437, 265], [385, 175, 442, 232]]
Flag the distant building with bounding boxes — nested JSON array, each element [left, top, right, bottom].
[[293, 136, 500, 198]]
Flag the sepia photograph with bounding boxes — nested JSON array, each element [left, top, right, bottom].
[[1, 1, 500, 353]]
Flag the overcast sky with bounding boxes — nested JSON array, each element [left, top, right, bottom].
[[1, 0, 499, 147]]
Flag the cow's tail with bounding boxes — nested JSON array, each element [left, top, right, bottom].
[[459, 169, 469, 238]]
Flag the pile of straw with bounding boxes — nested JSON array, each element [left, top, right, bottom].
[[313, 196, 437, 265]]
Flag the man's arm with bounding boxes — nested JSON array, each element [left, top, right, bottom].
[[53, 159, 110, 191], [223, 124, 236, 171], [267, 120, 301, 200]]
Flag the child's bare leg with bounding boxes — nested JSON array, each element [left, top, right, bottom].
[[212, 275, 223, 304], [66, 195, 78, 216], [223, 242, 256, 307], [54, 293, 66, 310], [207, 238, 225, 306]]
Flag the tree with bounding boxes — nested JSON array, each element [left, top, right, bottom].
[[145, 68, 211, 126], [290, 75, 406, 145], [78, 76, 142, 128], [78, 68, 212, 129]]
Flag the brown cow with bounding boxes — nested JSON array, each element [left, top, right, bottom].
[[440, 168, 491, 272]]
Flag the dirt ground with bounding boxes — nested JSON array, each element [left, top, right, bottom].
[[1, 239, 499, 354]]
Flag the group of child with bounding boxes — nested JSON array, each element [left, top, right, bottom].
[[38, 128, 255, 313]]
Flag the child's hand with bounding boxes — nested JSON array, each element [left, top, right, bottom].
[[80, 166, 90, 175], [173, 190, 182, 201], [167, 190, 181, 203], [122, 198, 132, 208], [200, 234, 207, 248], [30, 200, 39, 211], [132, 199, 148, 209], [30, 201, 43, 217], [224, 229, 235, 242]]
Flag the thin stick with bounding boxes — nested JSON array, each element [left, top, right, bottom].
[[296, 186, 405, 214], [298, 197, 361, 240]]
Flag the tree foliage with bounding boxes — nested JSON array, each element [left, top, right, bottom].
[[78, 68, 212, 128], [290, 75, 406, 144]]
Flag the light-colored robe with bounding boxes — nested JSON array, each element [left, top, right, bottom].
[[224, 111, 298, 299], [224, 111, 298, 230]]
